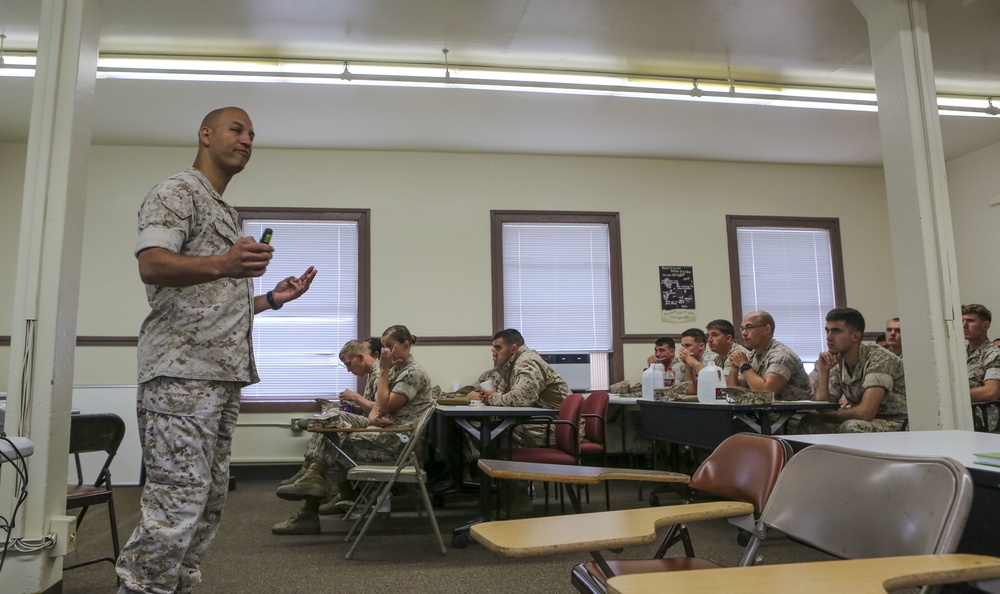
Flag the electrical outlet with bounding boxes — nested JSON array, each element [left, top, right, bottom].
[[49, 515, 77, 557], [290, 417, 303, 432]]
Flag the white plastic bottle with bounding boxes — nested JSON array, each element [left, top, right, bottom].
[[641, 363, 666, 399], [697, 363, 726, 403]]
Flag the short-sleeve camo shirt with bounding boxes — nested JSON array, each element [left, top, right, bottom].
[[382, 355, 434, 426], [703, 343, 752, 370], [749, 339, 814, 401], [828, 342, 907, 419], [477, 347, 571, 410], [135, 168, 257, 385], [967, 341, 1000, 387]]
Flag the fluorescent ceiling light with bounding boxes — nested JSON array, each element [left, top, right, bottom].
[[1, 54, 997, 118]]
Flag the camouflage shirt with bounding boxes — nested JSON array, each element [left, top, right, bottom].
[[135, 168, 257, 385], [749, 339, 814, 401], [478, 347, 571, 410], [381, 355, 434, 427], [827, 343, 907, 419], [703, 343, 752, 371], [967, 341, 1000, 388]]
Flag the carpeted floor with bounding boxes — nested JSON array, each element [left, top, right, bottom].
[[58, 477, 853, 594]]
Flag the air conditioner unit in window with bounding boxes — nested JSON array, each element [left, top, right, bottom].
[[540, 353, 610, 393]]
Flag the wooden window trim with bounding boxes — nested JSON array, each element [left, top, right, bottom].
[[726, 214, 846, 326], [490, 210, 626, 383], [236, 207, 371, 413]]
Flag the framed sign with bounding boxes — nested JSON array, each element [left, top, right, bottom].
[[660, 265, 696, 323]]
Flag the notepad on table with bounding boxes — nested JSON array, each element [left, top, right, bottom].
[[973, 452, 1000, 467]]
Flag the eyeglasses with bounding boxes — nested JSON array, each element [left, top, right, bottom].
[[739, 324, 764, 333]]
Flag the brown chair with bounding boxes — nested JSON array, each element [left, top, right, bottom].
[[65, 413, 127, 571], [508, 393, 584, 514], [580, 391, 611, 510], [571, 432, 792, 594]]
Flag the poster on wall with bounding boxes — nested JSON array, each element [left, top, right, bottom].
[[660, 265, 696, 323]]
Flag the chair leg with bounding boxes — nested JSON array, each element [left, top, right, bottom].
[[346, 482, 394, 560], [415, 472, 447, 554]]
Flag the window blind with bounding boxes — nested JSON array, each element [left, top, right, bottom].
[[502, 223, 612, 353], [241, 219, 359, 400], [736, 226, 835, 365]]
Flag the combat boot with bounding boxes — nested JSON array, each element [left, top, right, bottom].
[[275, 460, 329, 501], [278, 457, 312, 487], [319, 481, 357, 515], [506, 480, 535, 518], [271, 501, 321, 535]]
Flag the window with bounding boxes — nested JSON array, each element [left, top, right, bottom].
[[491, 211, 624, 386], [237, 208, 370, 411], [727, 215, 845, 367]]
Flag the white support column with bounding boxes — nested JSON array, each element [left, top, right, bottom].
[[853, 0, 970, 430], [2, 0, 101, 591]]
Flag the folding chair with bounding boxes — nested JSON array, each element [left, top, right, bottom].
[[571, 432, 791, 593], [579, 442, 975, 594], [342, 403, 446, 559], [65, 413, 127, 572]]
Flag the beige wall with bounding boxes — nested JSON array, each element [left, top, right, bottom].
[[2, 143, 899, 461], [949, 139, 1000, 312]]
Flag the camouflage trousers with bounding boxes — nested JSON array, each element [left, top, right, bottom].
[[116, 377, 241, 594], [788, 413, 906, 434], [305, 410, 407, 483], [973, 403, 999, 432]]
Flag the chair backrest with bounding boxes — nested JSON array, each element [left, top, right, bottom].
[[554, 393, 584, 458], [759, 444, 973, 559], [687, 432, 792, 515], [581, 391, 609, 445], [69, 413, 127, 487], [391, 401, 437, 467]]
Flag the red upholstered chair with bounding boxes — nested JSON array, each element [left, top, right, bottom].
[[579, 391, 611, 510], [508, 392, 584, 514], [570, 432, 793, 594]]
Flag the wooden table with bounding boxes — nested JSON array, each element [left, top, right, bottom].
[[605, 554, 1000, 594], [477, 458, 689, 513], [470, 500, 753, 558]]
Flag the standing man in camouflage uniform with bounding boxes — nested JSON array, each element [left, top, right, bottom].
[[791, 308, 907, 434], [962, 304, 1000, 431], [118, 107, 317, 594], [728, 311, 813, 401]]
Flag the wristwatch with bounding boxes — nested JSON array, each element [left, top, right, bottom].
[[739, 362, 753, 373]]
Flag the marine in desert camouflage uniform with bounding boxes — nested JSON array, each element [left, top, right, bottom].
[[963, 304, 1000, 432], [729, 311, 814, 402], [791, 308, 907, 434], [273, 329, 433, 533], [117, 107, 316, 594], [469, 328, 571, 448]]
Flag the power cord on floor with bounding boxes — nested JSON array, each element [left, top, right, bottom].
[[0, 435, 31, 573]]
